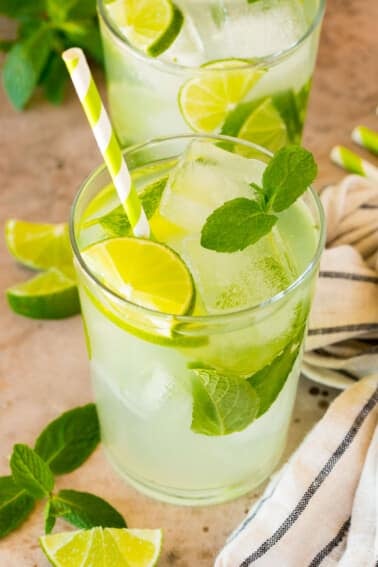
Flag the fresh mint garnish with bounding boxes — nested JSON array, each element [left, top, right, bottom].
[[263, 146, 317, 212], [34, 403, 100, 475], [191, 369, 259, 436], [201, 198, 277, 253], [201, 145, 317, 253], [0, 476, 35, 538], [99, 177, 167, 237], [0, 404, 126, 540], [45, 489, 127, 534], [10, 444, 55, 500], [0, 0, 102, 109]]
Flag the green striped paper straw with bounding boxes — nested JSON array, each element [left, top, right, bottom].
[[351, 125, 378, 155], [330, 145, 378, 182], [62, 48, 150, 238]]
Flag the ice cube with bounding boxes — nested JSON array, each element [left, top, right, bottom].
[[160, 140, 266, 233], [182, 235, 294, 314]]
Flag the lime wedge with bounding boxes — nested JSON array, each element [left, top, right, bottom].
[[5, 220, 72, 271], [236, 98, 288, 156], [106, 0, 183, 57], [40, 527, 162, 567], [82, 237, 194, 315], [6, 269, 80, 319], [178, 59, 265, 133]]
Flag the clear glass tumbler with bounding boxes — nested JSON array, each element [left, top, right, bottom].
[[70, 134, 325, 505]]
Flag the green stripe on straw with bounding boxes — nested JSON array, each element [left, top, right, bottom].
[[330, 145, 378, 182], [62, 48, 150, 238], [352, 126, 378, 155]]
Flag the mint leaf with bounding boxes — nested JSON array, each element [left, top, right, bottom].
[[34, 404, 100, 475], [191, 369, 259, 436], [46, 489, 127, 532], [41, 53, 68, 105], [10, 444, 54, 499], [263, 146, 317, 212], [44, 500, 56, 535], [0, 476, 35, 538], [201, 198, 277, 253], [248, 326, 306, 417], [2, 24, 53, 109], [0, 0, 45, 19], [99, 177, 167, 237]]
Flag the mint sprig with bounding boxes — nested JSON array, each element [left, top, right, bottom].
[[0, 476, 35, 538], [201, 146, 317, 253], [0, 0, 102, 109], [45, 489, 127, 533], [0, 403, 127, 540], [34, 403, 100, 474]]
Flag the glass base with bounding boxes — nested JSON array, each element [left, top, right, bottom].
[[103, 440, 286, 506]]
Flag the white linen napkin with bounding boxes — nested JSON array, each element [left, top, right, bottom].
[[215, 375, 378, 567]]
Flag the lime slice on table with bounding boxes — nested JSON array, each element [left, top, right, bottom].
[[6, 268, 80, 319], [106, 0, 184, 57], [5, 219, 72, 270], [178, 59, 265, 133], [82, 237, 194, 315], [40, 527, 162, 567]]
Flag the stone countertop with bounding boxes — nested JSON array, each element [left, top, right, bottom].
[[0, 1, 377, 565]]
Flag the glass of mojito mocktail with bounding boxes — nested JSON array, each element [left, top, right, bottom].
[[98, 0, 325, 149], [70, 135, 324, 505]]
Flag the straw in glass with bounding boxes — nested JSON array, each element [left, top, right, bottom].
[[351, 126, 378, 156], [62, 48, 150, 238], [330, 145, 378, 182]]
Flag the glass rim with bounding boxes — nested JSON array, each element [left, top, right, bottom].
[[70, 133, 326, 325], [97, 0, 326, 74]]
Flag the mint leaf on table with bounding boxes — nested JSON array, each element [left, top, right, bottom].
[[99, 177, 168, 237], [2, 24, 53, 109], [45, 489, 127, 533], [200, 145, 317, 253], [10, 445, 54, 500], [248, 326, 306, 417], [34, 404, 100, 475], [191, 369, 259, 436], [0, 476, 35, 538], [201, 198, 277, 253], [263, 146, 317, 212]]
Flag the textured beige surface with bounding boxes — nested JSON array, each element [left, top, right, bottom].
[[0, 1, 377, 565]]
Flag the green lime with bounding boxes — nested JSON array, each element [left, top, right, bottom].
[[178, 59, 265, 133], [5, 219, 72, 271], [106, 0, 183, 57], [40, 527, 162, 567], [236, 98, 288, 156], [82, 237, 194, 315], [6, 269, 80, 319]]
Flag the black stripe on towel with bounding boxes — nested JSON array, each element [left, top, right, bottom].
[[308, 517, 351, 566], [308, 323, 378, 336], [319, 271, 378, 284], [239, 387, 378, 567]]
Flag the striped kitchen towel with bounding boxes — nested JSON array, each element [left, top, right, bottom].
[[215, 375, 378, 567], [304, 175, 378, 385]]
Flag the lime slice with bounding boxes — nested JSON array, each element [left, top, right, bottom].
[[237, 98, 288, 156], [5, 220, 72, 271], [82, 237, 194, 315], [106, 0, 184, 57], [6, 269, 80, 319], [178, 59, 265, 133], [40, 527, 162, 567]]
